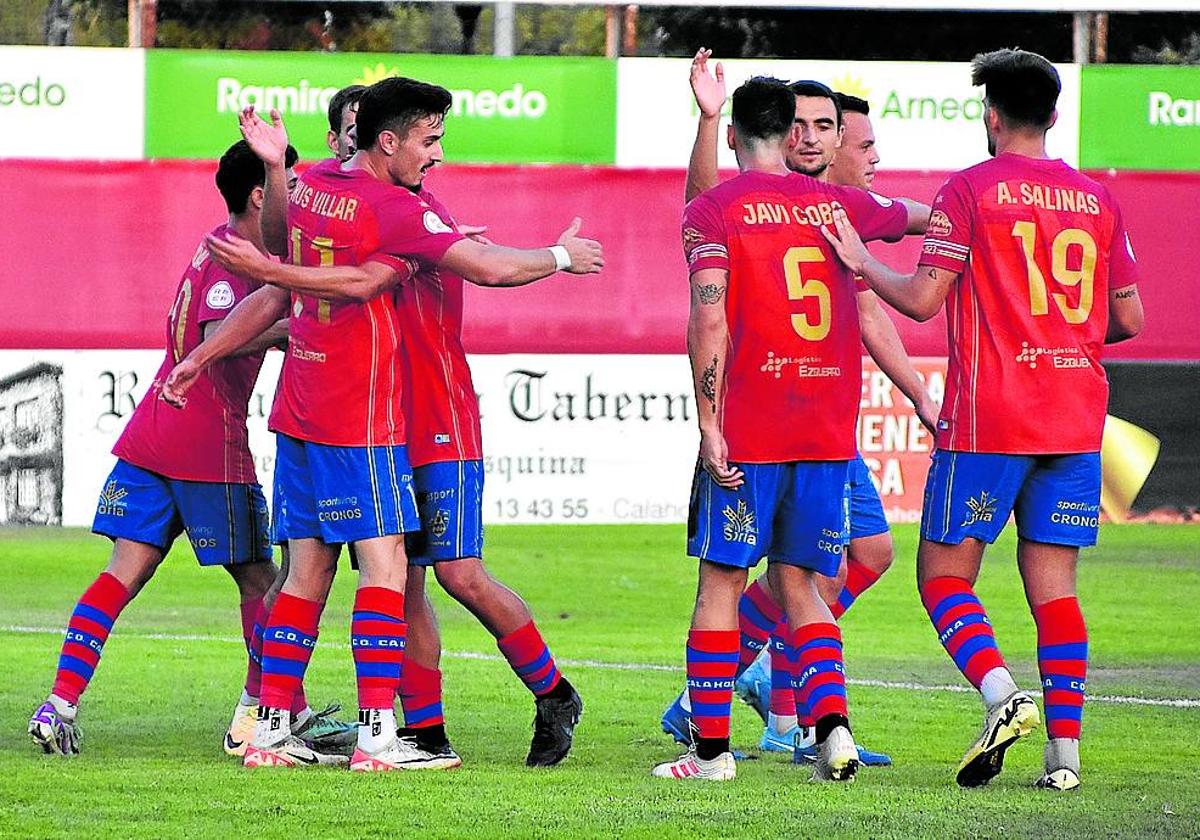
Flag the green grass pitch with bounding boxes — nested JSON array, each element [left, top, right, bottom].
[[1, 524, 1197, 838]]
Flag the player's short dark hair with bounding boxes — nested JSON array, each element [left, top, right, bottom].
[[788, 79, 843, 126], [835, 92, 869, 117], [971, 48, 1060, 129], [355, 77, 453, 151], [327, 84, 366, 134], [731, 76, 796, 143], [215, 140, 299, 215]]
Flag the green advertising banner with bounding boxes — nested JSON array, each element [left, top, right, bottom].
[[144, 50, 615, 164], [1081, 65, 1200, 171]]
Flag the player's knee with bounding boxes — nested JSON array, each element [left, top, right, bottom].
[[435, 558, 492, 606], [225, 560, 278, 600], [105, 540, 164, 594]]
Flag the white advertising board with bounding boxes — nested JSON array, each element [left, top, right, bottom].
[[616, 58, 1080, 171], [0, 47, 144, 160]]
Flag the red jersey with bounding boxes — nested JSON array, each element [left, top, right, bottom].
[[683, 170, 909, 462], [114, 225, 264, 483], [393, 190, 481, 467], [919, 154, 1139, 454], [269, 159, 455, 447]]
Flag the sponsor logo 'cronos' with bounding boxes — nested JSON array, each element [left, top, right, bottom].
[[216, 70, 547, 120], [0, 76, 66, 108]]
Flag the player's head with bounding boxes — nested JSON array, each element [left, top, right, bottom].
[[215, 139, 299, 217], [971, 48, 1060, 156], [327, 84, 366, 162], [786, 80, 843, 179], [827, 92, 878, 188], [355, 76, 453, 191], [727, 76, 796, 166]]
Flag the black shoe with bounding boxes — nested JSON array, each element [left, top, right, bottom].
[[525, 684, 583, 767]]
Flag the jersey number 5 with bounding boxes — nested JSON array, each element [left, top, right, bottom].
[[1012, 222, 1097, 324], [291, 227, 335, 323], [784, 246, 831, 341]]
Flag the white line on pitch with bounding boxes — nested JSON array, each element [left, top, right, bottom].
[[4, 624, 1198, 710]]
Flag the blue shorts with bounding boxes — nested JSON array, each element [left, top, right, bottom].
[[921, 450, 1102, 548], [272, 434, 419, 545], [407, 459, 485, 566], [687, 460, 850, 577], [92, 460, 270, 566], [848, 454, 889, 540]]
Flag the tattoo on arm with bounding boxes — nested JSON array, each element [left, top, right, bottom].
[[1114, 287, 1138, 299], [701, 355, 718, 413], [926, 268, 938, 281], [697, 283, 726, 305]]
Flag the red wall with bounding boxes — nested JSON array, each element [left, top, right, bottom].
[[1, 160, 1194, 359]]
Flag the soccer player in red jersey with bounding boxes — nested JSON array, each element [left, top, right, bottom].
[[653, 77, 910, 783], [661, 52, 936, 767], [165, 77, 601, 772], [27, 141, 302, 756], [821, 49, 1144, 791]]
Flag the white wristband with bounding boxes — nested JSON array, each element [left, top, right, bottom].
[[549, 245, 572, 272]]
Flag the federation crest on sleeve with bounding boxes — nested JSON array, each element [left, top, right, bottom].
[[205, 281, 236, 310], [928, 210, 953, 238], [682, 227, 704, 250], [423, 210, 453, 235]]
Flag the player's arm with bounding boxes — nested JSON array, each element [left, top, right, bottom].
[[857, 290, 939, 432], [205, 232, 401, 302], [1107, 285, 1143, 343], [823, 207, 956, 321], [684, 49, 726, 204], [437, 217, 603, 287], [162, 285, 290, 406], [688, 267, 742, 489], [202, 318, 288, 356], [238, 107, 291, 257], [896, 198, 931, 235]]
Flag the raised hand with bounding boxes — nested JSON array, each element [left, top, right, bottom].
[[238, 106, 289, 166], [690, 48, 727, 119], [556, 217, 604, 275]]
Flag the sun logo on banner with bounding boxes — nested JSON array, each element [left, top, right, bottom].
[[830, 74, 870, 103], [354, 63, 400, 86]]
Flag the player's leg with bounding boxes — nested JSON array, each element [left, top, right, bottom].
[[30, 461, 176, 755], [917, 450, 1040, 787], [1013, 453, 1100, 791], [652, 462, 775, 782], [243, 435, 345, 768], [397, 563, 462, 768], [767, 460, 857, 782], [830, 456, 893, 618], [420, 459, 581, 766]]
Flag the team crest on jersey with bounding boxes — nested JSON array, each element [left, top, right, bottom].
[[928, 210, 953, 238], [722, 500, 757, 546], [430, 509, 450, 539], [962, 491, 998, 527], [423, 210, 453, 235], [206, 281, 236, 310]]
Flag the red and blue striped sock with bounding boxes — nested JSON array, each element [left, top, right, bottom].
[[351, 587, 407, 710], [921, 576, 1007, 689], [686, 628, 739, 740], [1035, 596, 1088, 740], [497, 621, 562, 697], [239, 597, 264, 699], [737, 578, 782, 675], [51, 572, 131, 705], [259, 592, 321, 711], [793, 623, 849, 725], [399, 660, 445, 729], [768, 625, 797, 718], [829, 559, 883, 620]]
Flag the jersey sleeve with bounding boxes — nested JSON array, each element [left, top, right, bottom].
[[370, 195, 466, 272], [918, 174, 974, 273], [196, 262, 256, 326], [837, 187, 909, 244], [682, 194, 729, 275], [1107, 198, 1140, 290]]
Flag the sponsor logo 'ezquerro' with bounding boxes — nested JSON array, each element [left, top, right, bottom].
[[216, 76, 549, 119]]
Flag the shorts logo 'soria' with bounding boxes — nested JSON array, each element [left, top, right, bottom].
[[722, 499, 757, 546], [962, 491, 998, 527]]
